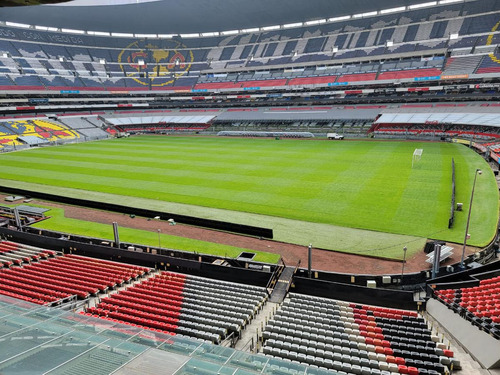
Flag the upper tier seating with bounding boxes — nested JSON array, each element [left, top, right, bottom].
[[337, 73, 377, 82], [435, 276, 500, 339], [476, 53, 500, 74], [85, 271, 268, 344], [0, 1, 498, 92], [443, 55, 484, 75], [377, 68, 442, 80], [262, 293, 460, 374], [288, 75, 337, 86]]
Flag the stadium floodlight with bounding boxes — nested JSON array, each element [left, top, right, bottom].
[[35, 26, 58, 32], [157, 34, 175, 39], [353, 11, 377, 18], [304, 19, 327, 26], [88, 31, 110, 36], [460, 169, 482, 268], [380, 6, 406, 14], [328, 15, 350, 22], [409, 1, 437, 10], [283, 22, 303, 29], [112, 32, 134, 37], [332, 47, 339, 53], [439, 0, 462, 4], [241, 28, 259, 33], [386, 41, 394, 47], [261, 25, 281, 31], [61, 28, 85, 34], [99, 59, 106, 65], [135, 34, 157, 38], [201, 32, 219, 37], [5, 22, 31, 29], [180, 33, 200, 38], [449, 33, 459, 40], [221, 30, 239, 36]]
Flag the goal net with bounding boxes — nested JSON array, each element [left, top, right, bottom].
[[412, 148, 423, 168]]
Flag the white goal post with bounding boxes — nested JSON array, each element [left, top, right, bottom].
[[412, 148, 423, 168]]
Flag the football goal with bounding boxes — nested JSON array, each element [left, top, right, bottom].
[[412, 148, 423, 168]]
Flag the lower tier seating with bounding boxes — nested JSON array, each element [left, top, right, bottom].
[[85, 271, 268, 344], [0, 240, 56, 268], [0, 119, 80, 147], [262, 293, 460, 375], [0, 242, 150, 305], [435, 275, 500, 339]]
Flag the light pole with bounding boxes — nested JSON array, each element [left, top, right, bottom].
[[401, 246, 407, 282], [460, 168, 482, 268]]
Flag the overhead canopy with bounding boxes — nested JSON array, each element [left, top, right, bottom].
[[105, 115, 216, 125], [216, 108, 381, 122], [375, 112, 500, 127], [18, 135, 50, 145], [0, 0, 445, 34]]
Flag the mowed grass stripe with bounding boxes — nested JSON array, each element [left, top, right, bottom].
[[7, 145, 296, 178], [0, 136, 497, 247], [1, 159, 311, 206]]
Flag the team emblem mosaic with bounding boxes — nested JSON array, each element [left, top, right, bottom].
[[118, 40, 194, 87]]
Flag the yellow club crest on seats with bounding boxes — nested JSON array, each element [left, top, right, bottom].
[[117, 39, 194, 87], [486, 20, 500, 64]]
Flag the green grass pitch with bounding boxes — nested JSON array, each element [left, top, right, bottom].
[[0, 136, 497, 260]]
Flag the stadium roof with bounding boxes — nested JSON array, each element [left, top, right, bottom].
[[0, 0, 457, 35]]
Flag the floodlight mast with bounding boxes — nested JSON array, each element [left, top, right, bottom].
[[460, 168, 482, 269]]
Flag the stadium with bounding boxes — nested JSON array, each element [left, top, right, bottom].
[[0, 0, 500, 373]]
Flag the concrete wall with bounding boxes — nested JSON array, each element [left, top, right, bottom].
[[427, 298, 500, 369]]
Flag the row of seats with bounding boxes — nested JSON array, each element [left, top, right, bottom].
[[0, 4, 495, 70], [0, 48, 494, 94], [262, 293, 459, 375], [476, 53, 500, 74], [435, 275, 500, 339], [0, 63, 446, 93], [195, 67, 442, 90], [0, 243, 150, 305], [0, 240, 56, 268], [86, 271, 268, 344]]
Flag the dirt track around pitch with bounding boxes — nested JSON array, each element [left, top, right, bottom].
[[1, 194, 478, 275]]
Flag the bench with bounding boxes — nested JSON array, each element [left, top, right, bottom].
[[426, 245, 454, 264]]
